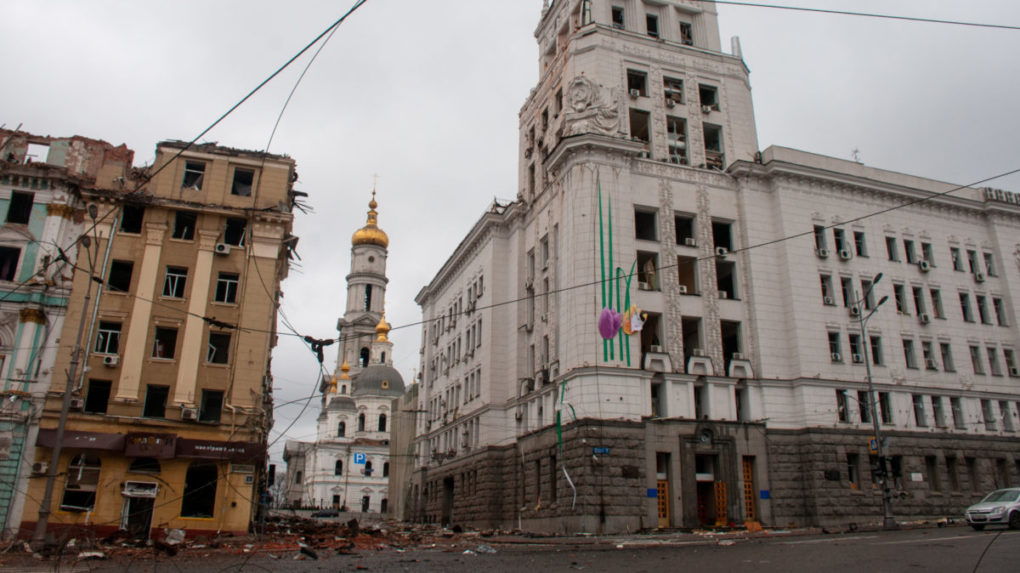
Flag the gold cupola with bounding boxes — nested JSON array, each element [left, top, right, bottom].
[[375, 312, 391, 342], [351, 190, 389, 248], [339, 359, 351, 380]]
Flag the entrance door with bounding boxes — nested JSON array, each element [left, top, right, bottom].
[[125, 497, 154, 539], [441, 477, 454, 525], [656, 480, 670, 528]]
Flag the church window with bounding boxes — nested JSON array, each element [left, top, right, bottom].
[[365, 461, 373, 476], [337, 421, 346, 437], [378, 413, 387, 432], [334, 460, 343, 476], [360, 347, 370, 367], [358, 413, 366, 432], [0, 246, 20, 281], [364, 285, 372, 311], [383, 462, 390, 477]]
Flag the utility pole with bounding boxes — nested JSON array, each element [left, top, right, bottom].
[[855, 273, 897, 530]]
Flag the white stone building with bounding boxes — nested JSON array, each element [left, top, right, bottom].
[[409, 0, 1019, 532], [283, 194, 404, 513]]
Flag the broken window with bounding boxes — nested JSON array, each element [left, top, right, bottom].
[[215, 272, 239, 304], [711, 220, 732, 251], [627, 70, 648, 97], [180, 463, 218, 518], [646, 13, 659, 38], [6, 191, 34, 224], [95, 321, 121, 354], [612, 5, 625, 29], [231, 167, 255, 196], [636, 251, 658, 290], [207, 332, 231, 364], [172, 211, 196, 240], [703, 124, 724, 170], [677, 255, 697, 294], [663, 76, 684, 106], [698, 84, 719, 111], [378, 413, 387, 432], [667, 116, 688, 164], [143, 384, 169, 418], [84, 379, 111, 414], [716, 259, 737, 299], [120, 204, 144, 234], [634, 208, 657, 241], [679, 21, 694, 45], [182, 161, 206, 190], [107, 260, 133, 292], [200, 389, 223, 423], [128, 458, 161, 473], [629, 109, 650, 143], [224, 218, 246, 246], [675, 213, 695, 245], [836, 390, 850, 422], [0, 246, 20, 281], [60, 454, 101, 511], [162, 266, 188, 298], [721, 320, 742, 364], [152, 326, 178, 359]]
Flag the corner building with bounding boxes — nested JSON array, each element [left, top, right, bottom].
[[411, 0, 1019, 532], [20, 141, 299, 538]]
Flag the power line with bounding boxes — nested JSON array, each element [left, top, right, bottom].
[[697, 0, 1020, 31]]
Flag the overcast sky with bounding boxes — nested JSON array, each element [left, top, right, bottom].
[[3, 1, 1019, 469]]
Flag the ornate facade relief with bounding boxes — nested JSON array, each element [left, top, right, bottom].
[[563, 76, 620, 137]]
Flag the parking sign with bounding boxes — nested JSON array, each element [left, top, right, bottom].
[[353, 452, 366, 464]]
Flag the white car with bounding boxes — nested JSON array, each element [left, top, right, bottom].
[[965, 488, 1020, 531]]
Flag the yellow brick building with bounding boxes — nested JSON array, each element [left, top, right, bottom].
[[20, 141, 299, 539]]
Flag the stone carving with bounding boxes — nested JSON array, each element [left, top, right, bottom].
[[563, 76, 620, 136]]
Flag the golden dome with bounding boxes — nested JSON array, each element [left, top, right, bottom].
[[339, 359, 351, 380], [328, 376, 338, 393], [375, 312, 391, 342], [351, 190, 389, 248]]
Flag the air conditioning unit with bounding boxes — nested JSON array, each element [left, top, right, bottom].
[[31, 462, 48, 475], [629, 89, 641, 98], [919, 313, 931, 325], [918, 259, 931, 272], [718, 290, 729, 299], [69, 397, 85, 410], [1010, 367, 1020, 377], [849, 306, 861, 317], [103, 355, 119, 367], [701, 105, 713, 114], [665, 99, 676, 108], [925, 359, 938, 370], [638, 281, 651, 290], [214, 243, 231, 256], [823, 296, 835, 306], [732, 352, 746, 361], [181, 407, 198, 421], [852, 354, 864, 364], [650, 345, 664, 353], [831, 352, 842, 362], [816, 248, 830, 259], [839, 249, 853, 261], [974, 272, 985, 283], [684, 237, 697, 247], [715, 246, 728, 257], [692, 348, 707, 357], [678, 285, 688, 294]]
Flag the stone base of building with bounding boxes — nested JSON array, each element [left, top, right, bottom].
[[409, 417, 771, 533], [768, 428, 1020, 528], [16, 521, 247, 541]]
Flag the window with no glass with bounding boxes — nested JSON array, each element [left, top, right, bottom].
[[634, 208, 657, 241], [703, 124, 724, 170], [207, 332, 231, 364], [182, 161, 206, 190], [698, 84, 719, 110], [143, 384, 169, 418], [664, 77, 684, 105], [629, 109, 650, 142], [6, 191, 34, 224], [163, 266, 188, 298], [612, 6, 625, 29], [646, 13, 659, 38], [667, 116, 687, 164], [172, 211, 196, 240], [200, 389, 224, 423], [152, 326, 178, 359], [180, 463, 218, 517], [95, 321, 121, 354], [215, 272, 239, 303], [627, 70, 648, 96], [0, 246, 20, 281], [231, 167, 255, 196], [120, 204, 144, 234], [84, 379, 111, 414], [60, 454, 100, 511], [679, 21, 693, 45], [224, 218, 246, 246], [107, 260, 133, 292]]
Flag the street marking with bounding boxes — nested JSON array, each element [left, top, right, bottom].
[[781, 535, 878, 545]]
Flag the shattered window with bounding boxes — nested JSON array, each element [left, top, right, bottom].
[[180, 463, 218, 518], [207, 332, 231, 364], [162, 266, 188, 298], [200, 389, 223, 423], [152, 326, 178, 359], [182, 161, 206, 190], [60, 454, 101, 511], [6, 191, 34, 224], [172, 211, 197, 240], [224, 218, 246, 246], [215, 273, 239, 304], [120, 205, 144, 233], [0, 246, 20, 281], [231, 167, 255, 196]]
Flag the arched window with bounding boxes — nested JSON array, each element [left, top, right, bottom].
[[334, 460, 343, 475], [364, 285, 372, 311], [381, 351, 386, 363], [358, 413, 366, 432], [337, 421, 345, 437], [383, 462, 390, 477], [60, 454, 100, 511], [381, 498, 388, 514], [365, 460, 373, 476], [128, 458, 161, 473], [378, 413, 387, 432], [180, 463, 218, 518], [341, 384, 347, 394], [360, 348, 370, 367]]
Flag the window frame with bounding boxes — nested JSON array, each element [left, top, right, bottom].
[[207, 332, 231, 364]]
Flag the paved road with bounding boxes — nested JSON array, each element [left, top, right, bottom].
[[12, 526, 1018, 572]]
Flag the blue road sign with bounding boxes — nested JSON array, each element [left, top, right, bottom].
[[353, 452, 366, 464]]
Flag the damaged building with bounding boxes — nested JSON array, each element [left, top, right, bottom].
[[408, 0, 1020, 533], [18, 138, 300, 539]]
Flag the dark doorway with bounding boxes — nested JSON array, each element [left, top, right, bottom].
[[125, 497, 154, 539], [441, 477, 455, 525]]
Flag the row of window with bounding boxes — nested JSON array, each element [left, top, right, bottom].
[[826, 329, 1017, 376], [83, 380, 224, 423], [610, 4, 695, 46], [181, 160, 256, 197], [333, 459, 389, 478], [836, 389, 1019, 433], [428, 368, 482, 422], [335, 413, 387, 437], [118, 205, 247, 245], [843, 453, 1016, 494], [95, 320, 232, 364], [106, 261, 239, 304], [813, 225, 999, 278]]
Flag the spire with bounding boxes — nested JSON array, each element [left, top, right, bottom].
[[375, 312, 391, 342], [351, 188, 389, 248], [328, 376, 338, 394]]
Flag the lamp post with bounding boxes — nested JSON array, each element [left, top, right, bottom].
[[855, 273, 897, 530]]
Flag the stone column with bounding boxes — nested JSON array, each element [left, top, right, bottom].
[[172, 229, 218, 405], [116, 222, 167, 400]]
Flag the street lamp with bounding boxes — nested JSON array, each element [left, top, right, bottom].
[[855, 273, 897, 530]]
